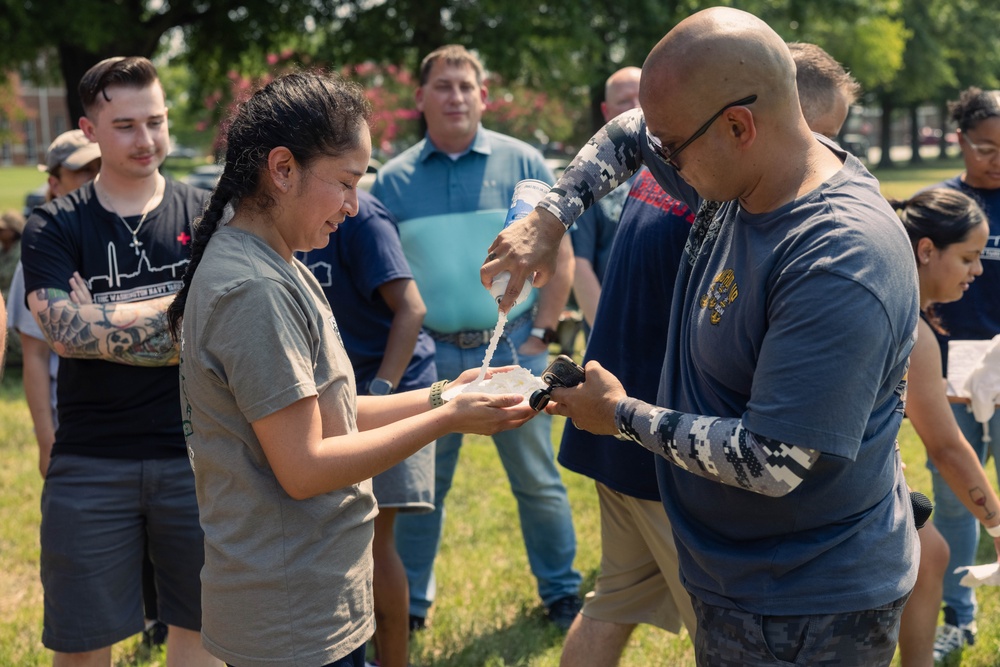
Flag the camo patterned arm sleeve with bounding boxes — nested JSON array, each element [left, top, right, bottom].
[[538, 108, 646, 229], [615, 397, 819, 497]]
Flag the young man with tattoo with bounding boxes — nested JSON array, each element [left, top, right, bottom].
[[20, 57, 219, 667]]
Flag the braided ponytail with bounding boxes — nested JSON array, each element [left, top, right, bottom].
[[166, 69, 372, 340], [168, 177, 235, 339]]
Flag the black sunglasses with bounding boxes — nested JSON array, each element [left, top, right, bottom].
[[646, 94, 758, 170]]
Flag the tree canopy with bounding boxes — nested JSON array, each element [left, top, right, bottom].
[[2, 0, 999, 153]]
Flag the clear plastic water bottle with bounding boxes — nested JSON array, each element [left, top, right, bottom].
[[490, 179, 549, 306]]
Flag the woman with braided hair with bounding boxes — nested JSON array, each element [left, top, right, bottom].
[[167, 71, 535, 667]]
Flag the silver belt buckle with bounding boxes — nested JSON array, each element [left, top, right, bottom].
[[457, 330, 489, 349]]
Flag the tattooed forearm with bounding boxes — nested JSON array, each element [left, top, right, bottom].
[[539, 107, 645, 227], [615, 397, 819, 497], [969, 486, 998, 521], [31, 288, 179, 366]]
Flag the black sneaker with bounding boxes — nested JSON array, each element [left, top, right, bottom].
[[408, 614, 426, 633], [142, 620, 168, 647], [545, 595, 582, 631]]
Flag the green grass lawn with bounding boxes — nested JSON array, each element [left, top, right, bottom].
[[0, 166, 47, 213], [1, 369, 999, 666], [1, 157, 998, 665], [0, 161, 200, 214], [874, 157, 967, 201]]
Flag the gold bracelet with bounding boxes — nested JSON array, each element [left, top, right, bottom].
[[429, 379, 449, 409]]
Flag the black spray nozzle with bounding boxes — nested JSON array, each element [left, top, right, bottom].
[[911, 490, 934, 530]]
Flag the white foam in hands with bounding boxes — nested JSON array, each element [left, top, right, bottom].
[[442, 367, 547, 403]]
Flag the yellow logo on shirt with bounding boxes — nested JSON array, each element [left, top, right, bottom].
[[700, 269, 739, 325]]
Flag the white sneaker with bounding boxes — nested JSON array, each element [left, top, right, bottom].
[[933, 620, 976, 664]]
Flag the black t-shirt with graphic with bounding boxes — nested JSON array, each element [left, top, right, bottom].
[[22, 178, 208, 459]]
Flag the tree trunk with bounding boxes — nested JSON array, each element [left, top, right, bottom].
[[878, 93, 895, 169], [590, 80, 605, 135], [909, 106, 924, 165], [937, 100, 950, 160], [57, 39, 156, 127]]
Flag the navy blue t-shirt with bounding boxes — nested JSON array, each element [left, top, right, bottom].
[[21, 178, 208, 459], [558, 169, 693, 501], [641, 133, 918, 614], [299, 190, 436, 392], [930, 176, 1000, 374], [570, 179, 632, 284]]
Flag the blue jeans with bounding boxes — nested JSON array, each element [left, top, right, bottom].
[[394, 317, 581, 616], [928, 402, 1000, 626]]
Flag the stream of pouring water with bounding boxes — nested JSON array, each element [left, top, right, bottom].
[[475, 310, 508, 384]]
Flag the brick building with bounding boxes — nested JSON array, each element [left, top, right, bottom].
[[2, 71, 71, 167]]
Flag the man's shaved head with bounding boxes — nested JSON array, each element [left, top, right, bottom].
[[602, 66, 642, 122], [641, 7, 799, 126], [638, 7, 821, 205]]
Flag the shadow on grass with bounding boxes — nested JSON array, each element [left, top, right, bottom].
[[413, 607, 567, 667], [412, 568, 602, 667]]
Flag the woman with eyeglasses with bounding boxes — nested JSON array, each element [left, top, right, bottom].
[[924, 87, 1000, 663]]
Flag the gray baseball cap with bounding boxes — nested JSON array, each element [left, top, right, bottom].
[[38, 129, 101, 173]]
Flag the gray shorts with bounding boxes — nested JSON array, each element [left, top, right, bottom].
[[372, 441, 434, 513], [691, 592, 910, 666], [40, 455, 205, 653]]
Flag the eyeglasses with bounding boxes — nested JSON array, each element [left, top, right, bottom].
[[646, 94, 758, 170], [962, 135, 1000, 161]]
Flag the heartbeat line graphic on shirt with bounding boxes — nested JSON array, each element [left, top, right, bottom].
[[86, 242, 189, 304]]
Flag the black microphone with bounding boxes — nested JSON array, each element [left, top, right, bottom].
[[911, 490, 933, 530]]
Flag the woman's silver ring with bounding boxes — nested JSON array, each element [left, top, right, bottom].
[[487, 252, 498, 262]]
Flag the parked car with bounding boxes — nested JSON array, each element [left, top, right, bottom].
[[839, 133, 870, 161], [919, 127, 958, 146], [23, 183, 48, 217], [168, 144, 200, 159], [182, 164, 225, 191], [544, 157, 570, 179]]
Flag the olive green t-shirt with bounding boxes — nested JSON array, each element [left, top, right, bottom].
[[180, 227, 376, 667]]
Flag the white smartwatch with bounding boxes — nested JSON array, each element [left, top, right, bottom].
[[369, 377, 394, 395]]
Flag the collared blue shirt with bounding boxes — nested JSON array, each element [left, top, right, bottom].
[[372, 127, 553, 333]]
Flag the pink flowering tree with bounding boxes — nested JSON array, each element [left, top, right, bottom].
[[0, 73, 29, 144], [196, 51, 585, 161]]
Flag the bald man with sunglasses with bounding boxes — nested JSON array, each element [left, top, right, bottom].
[[484, 8, 919, 666]]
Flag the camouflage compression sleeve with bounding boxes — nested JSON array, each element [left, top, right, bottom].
[[539, 108, 646, 229], [615, 397, 819, 497]]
